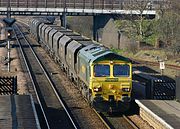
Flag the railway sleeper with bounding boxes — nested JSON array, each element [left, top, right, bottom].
[[54, 56, 59, 63], [50, 52, 54, 58]]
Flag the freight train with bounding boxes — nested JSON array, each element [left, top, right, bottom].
[[29, 18, 132, 113]]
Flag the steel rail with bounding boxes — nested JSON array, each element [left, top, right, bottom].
[[123, 115, 139, 129], [17, 19, 29, 27], [14, 24, 78, 129], [13, 25, 51, 129], [93, 108, 139, 129], [93, 109, 111, 129]]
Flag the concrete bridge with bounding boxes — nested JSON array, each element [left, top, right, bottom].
[[0, 0, 168, 40], [0, 0, 165, 16]]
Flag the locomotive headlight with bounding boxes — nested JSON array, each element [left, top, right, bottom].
[[93, 83, 102, 92], [122, 88, 130, 92], [93, 87, 102, 92]]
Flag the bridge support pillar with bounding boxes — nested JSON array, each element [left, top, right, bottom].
[[60, 13, 67, 28], [93, 15, 112, 41]]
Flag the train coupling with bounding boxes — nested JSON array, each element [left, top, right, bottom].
[[108, 95, 115, 103]]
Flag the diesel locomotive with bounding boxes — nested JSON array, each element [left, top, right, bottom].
[[29, 18, 132, 113]]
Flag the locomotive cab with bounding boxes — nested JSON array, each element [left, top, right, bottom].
[[92, 62, 131, 100], [78, 44, 132, 113], [90, 59, 132, 112]]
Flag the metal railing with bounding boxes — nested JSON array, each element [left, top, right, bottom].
[[0, 0, 169, 10]]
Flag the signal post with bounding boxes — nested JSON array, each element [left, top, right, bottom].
[[3, 18, 16, 72]]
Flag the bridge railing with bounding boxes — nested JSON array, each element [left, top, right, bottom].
[[0, 0, 169, 10]]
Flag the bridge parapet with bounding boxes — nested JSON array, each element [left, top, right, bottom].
[[0, 0, 169, 10], [0, 7, 156, 16]]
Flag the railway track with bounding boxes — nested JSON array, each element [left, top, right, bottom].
[[15, 18, 147, 129], [15, 19, 108, 129], [13, 24, 78, 129], [94, 109, 139, 129], [132, 59, 180, 70], [122, 115, 139, 129]]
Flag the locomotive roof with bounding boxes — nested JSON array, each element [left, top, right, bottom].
[[79, 44, 130, 63], [93, 52, 130, 63]]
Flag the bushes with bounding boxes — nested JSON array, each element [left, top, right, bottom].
[[115, 19, 157, 46]]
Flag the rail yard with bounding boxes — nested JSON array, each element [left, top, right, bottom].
[[0, 0, 180, 128]]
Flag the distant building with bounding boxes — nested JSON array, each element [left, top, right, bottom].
[[101, 18, 136, 49]]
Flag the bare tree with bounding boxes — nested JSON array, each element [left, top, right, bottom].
[[123, 0, 152, 42], [156, 0, 180, 54], [114, 0, 157, 49]]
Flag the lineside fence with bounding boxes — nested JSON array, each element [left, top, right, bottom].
[[0, 76, 17, 95]]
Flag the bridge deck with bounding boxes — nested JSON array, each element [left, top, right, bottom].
[[0, 7, 156, 15], [0, 0, 157, 9], [0, 0, 168, 15]]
